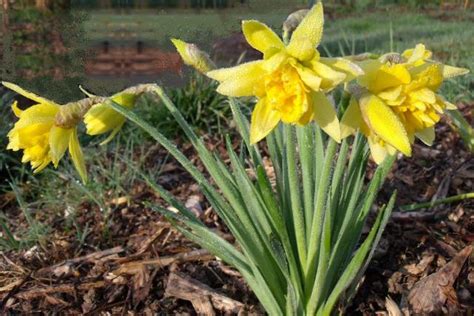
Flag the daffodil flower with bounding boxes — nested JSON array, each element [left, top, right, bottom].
[[341, 44, 469, 163], [82, 88, 138, 145], [205, 3, 362, 144], [3, 81, 87, 182]]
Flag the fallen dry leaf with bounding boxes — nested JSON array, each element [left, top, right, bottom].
[[404, 254, 435, 276], [407, 245, 472, 315]]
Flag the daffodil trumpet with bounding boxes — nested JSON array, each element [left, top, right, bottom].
[[3, 81, 91, 183]]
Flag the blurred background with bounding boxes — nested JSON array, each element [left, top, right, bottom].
[[1, 0, 472, 101]]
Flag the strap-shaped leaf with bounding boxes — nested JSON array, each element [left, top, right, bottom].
[[321, 192, 396, 315]]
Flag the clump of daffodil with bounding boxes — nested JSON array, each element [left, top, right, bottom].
[[202, 3, 362, 144], [341, 44, 469, 163], [3, 81, 88, 182], [171, 38, 216, 74], [81, 85, 153, 145]]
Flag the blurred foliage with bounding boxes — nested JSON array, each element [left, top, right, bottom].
[[2, 5, 87, 103], [324, 0, 470, 9], [125, 72, 247, 141]]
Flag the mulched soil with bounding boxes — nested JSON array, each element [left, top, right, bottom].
[[0, 104, 472, 315]]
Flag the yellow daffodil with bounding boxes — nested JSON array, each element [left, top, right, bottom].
[[205, 3, 362, 144], [171, 38, 216, 74], [3, 81, 87, 182], [83, 90, 137, 145], [341, 44, 469, 163]]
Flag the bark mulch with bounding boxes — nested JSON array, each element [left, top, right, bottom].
[[0, 104, 472, 315]]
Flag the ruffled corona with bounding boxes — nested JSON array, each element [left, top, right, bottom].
[[204, 3, 362, 144], [3, 81, 87, 182], [341, 44, 469, 163]]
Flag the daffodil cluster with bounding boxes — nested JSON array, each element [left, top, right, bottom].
[[204, 3, 362, 144], [3, 82, 141, 182], [341, 44, 469, 163], [173, 5, 467, 165]]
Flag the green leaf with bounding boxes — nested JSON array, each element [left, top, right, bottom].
[[320, 191, 396, 315]]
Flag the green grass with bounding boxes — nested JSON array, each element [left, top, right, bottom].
[[0, 130, 168, 250]]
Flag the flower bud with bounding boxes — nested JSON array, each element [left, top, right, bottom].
[[282, 9, 310, 41], [171, 38, 216, 74]]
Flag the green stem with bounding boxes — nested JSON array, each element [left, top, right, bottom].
[[305, 139, 337, 289], [400, 192, 474, 211], [297, 125, 314, 247], [286, 125, 307, 271]]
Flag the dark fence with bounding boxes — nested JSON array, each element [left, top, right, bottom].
[[71, 0, 248, 9]]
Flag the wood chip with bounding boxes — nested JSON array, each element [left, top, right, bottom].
[[34, 246, 124, 278], [165, 272, 244, 314], [385, 296, 403, 316], [15, 281, 106, 300]]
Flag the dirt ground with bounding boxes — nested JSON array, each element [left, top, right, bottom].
[[0, 104, 472, 315]]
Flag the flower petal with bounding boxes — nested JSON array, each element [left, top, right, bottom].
[[441, 64, 469, 79], [33, 158, 52, 174], [319, 57, 363, 81], [69, 128, 87, 183], [294, 65, 322, 91], [84, 102, 126, 135], [404, 44, 428, 64], [287, 2, 324, 60], [367, 136, 389, 164], [360, 94, 411, 156], [340, 97, 364, 138], [207, 60, 264, 84], [49, 126, 73, 167], [11, 101, 23, 117], [262, 51, 288, 72], [99, 123, 124, 146], [2, 81, 59, 106], [370, 64, 411, 92], [411, 88, 436, 104], [416, 126, 435, 146], [250, 98, 281, 144], [402, 44, 432, 64], [309, 60, 346, 91], [437, 95, 457, 110], [378, 86, 403, 102], [210, 61, 266, 97], [216, 77, 262, 97], [287, 38, 316, 61], [242, 20, 284, 53], [311, 91, 341, 142]]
